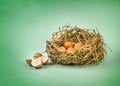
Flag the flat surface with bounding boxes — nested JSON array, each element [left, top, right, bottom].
[[0, 0, 120, 86]]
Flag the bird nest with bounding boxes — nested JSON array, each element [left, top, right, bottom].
[[46, 25, 105, 65]]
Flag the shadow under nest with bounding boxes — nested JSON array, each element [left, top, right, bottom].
[[46, 25, 105, 65]]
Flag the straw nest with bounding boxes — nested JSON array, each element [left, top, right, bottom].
[[46, 25, 105, 65]]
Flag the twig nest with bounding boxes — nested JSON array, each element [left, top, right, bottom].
[[46, 25, 105, 65]]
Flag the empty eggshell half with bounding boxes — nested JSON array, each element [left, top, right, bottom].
[[41, 56, 48, 65], [31, 57, 43, 68]]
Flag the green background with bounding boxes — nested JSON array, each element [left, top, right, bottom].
[[0, 0, 120, 86]]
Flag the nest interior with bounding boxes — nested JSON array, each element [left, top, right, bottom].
[[46, 25, 105, 65]]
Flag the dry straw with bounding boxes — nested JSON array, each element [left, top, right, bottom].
[[46, 25, 105, 65]]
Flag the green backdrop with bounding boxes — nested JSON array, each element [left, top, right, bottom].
[[0, 0, 120, 86]]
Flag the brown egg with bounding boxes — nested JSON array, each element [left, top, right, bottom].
[[74, 42, 83, 49], [33, 52, 42, 58], [67, 47, 75, 53], [31, 57, 43, 68], [64, 41, 74, 49], [58, 46, 66, 53]]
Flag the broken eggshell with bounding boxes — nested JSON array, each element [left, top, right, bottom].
[[26, 59, 32, 66], [31, 57, 43, 68], [41, 56, 48, 65]]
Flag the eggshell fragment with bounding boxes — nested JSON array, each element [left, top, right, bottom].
[[26, 59, 32, 66]]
